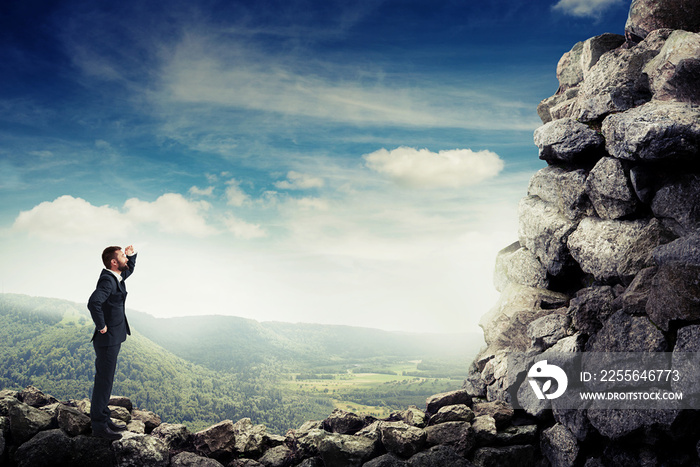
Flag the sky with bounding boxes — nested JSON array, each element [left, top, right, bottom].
[[0, 0, 631, 334]]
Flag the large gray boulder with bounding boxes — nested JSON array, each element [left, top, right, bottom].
[[428, 405, 475, 426], [533, 118, 605, 163], [193, 420, 237, 461], [471, 445, 535, 467], [556, 41, 584, 92], [423, 421, 474, 457], [625, 0, 700, 43], [5, 397, 53, 444], [585, 157, 640, 220], [170, 452, 225, 467], [322, 409, 365, 435], [479, 283, 569, 352], [518, 196, 577, 276], [527, 312, 570, 351], [527, 165, 593, 221], [602, 101, 700, 162], [651, 174, 700, 235], [653, 232, 700, 266], [537, 87, 580, 123], [646, 263, 700, 330], [151, 423, 192, 451], [572, 31, 667, 122], [425, 390, 472, 416], [581, 34, 626, 79], [585, 310, 667, 352], [112, 432, 169, 467], [56, 404, 91, 437], [379, 421, 427, 459], [569, 286, 616, 336], [567, 217, 673, 282], [540, 423, 579, 467], [317, 432, 381, 467], [14, 429, 74, 467], [407, 445, 474, 467], [644, 30, 700, 103], [493, 242, 548, 292], [586, 408, 679, 440]]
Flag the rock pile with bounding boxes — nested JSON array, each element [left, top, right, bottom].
[[467, 0, 700, 464], [1, 385, 540, 466]]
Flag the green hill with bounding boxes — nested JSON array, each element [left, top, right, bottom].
[[0, 293, 481, 433]]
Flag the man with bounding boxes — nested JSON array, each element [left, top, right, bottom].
[[87, 245, 136, 440]]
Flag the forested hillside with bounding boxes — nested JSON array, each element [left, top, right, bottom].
[[0, 294, 478, 433]]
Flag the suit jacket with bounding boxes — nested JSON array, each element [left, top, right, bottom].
[[88, 254, 136, 346]]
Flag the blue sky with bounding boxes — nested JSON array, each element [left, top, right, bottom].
[[1, 0, 630, 333]]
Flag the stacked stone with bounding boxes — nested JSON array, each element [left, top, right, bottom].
[[467, 0, 700, 465]]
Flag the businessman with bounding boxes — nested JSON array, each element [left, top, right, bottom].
[[87, 245, 136, 440]]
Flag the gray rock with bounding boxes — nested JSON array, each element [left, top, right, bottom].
[[364, 453, 408, 466], [615, 267, 656, 315], [317, 432, 380, 467], [229, 459, 265, 467], [602, 101, 700, 162], [527, 165, 592, 221], [425, 389, 472, 416], [71, 434, 115, 467], [651, 174, 700, 235], [572, 35, 662, 121], [231, 418, 279, 458], [108, 396, 133, 412], [428, 404, 474, 425], [390, 406, 426, 428], [493, 242, 548, 292], [6, 397, 54, 444], [516, 377, 551, 419], [672, 325, 700, 397], [131, 408, 161, 433], [258, 444, 291, 467], [653, 232, 700, 266], [540, 423, 579, 467], [407, 445, 474, 467], [170, 451, 224, 467], [644, 30, 700, 103], [556, 41, 584, 92], [151, 422, 192, 451], [552, 407, 592, 442], [480, 283, 569, 353], [495, 425, 538, 447], [57, 404, 91, 437], [581, 34, 626, 79], [193, 420, 236, 461], [472, 401, 514, 429], [567, 217, 674, 282], [537, 89, 579, 124], [322, 409, 365, 435], [112, 432, 169, 467], [533, 118, 605, 163], [646, 263, 700, 330], [109, 405, 131, 423], [518, 196, 577, 276], [625, 0, 700, 43], [14, 429, 73, 467], [17, 385, 58, 408], [471, 415, 497, 446], [586, 408, 679, 439], [527, 312, 570, 351], [126, 419, 145, 434], [423, 421, 474, 457], [379, 421, 427, 459], [586, 310, 667, 352], [569, 286, 616, 336], [471, 445, 535, 467], [585, 157, 640, 220], [290, 427, 327, 460]]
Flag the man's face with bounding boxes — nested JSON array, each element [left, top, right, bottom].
[[113, 249, 128, 272]]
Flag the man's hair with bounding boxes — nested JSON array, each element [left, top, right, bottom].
[[102, 246, 122, 269]]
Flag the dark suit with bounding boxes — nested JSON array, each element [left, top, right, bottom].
[[87, 254, 136, 428]]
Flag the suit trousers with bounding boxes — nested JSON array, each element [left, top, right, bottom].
[[90, 342, 121, 428]]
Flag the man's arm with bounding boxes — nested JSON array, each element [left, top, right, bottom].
[[87, 276, 113, 331], [122, 245, 137, 281]]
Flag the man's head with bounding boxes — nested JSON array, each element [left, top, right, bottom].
[[102, 246, 128, 272]]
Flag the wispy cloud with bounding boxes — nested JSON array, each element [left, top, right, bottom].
[[275, 171, 325, 190], [552, 0, 625, 18]]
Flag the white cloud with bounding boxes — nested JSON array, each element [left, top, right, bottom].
[[223, 215, 267, 239], [225, 179, 250, 207], [363, 146, 505, 188], [274, 171, 325, 190], [123, 193, 217, 237], [552, 0, 624, 17], [295, 197, 330, 211], [189, 185, 215, 196], [12, 195, 129, 241]]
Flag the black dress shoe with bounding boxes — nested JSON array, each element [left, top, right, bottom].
[[108, 420, 127, 432], [92, 425, 122, 440]]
